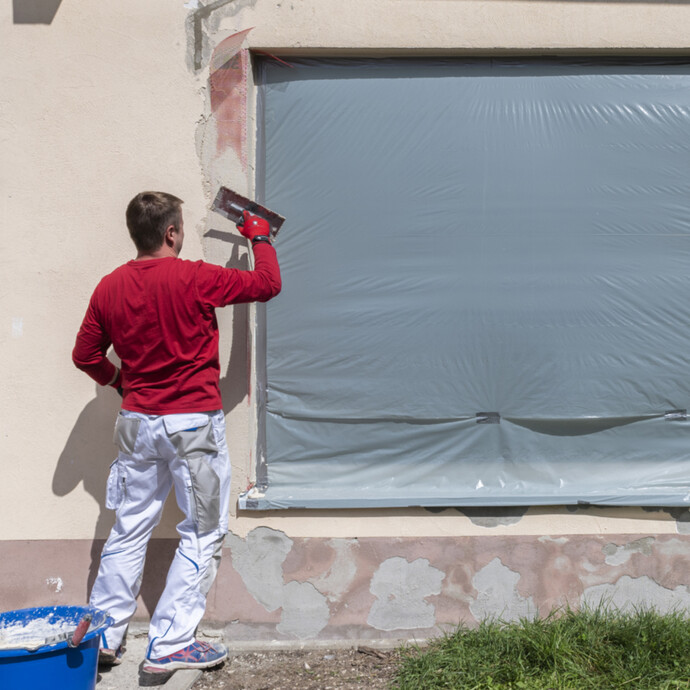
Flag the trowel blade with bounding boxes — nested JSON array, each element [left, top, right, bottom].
[[211, 186, 285, 238]]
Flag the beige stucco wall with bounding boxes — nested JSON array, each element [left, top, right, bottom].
[[228, 0, 690, 55], [2, 0, 690, 545]]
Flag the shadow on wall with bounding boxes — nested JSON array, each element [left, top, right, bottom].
[[52, 385, 180, 614], [52, 385, 131, 603], [13, 0, 63, 24], [53, 231, 250, 609]]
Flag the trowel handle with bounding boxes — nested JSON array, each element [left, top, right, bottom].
[[68, 613, 92, 648], [229, 202, 246, 226]]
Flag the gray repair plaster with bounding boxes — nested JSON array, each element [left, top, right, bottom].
[[277, 581, 330, 640], [582, 575, 690, 614], [368, 557, 445, 632], [226, 527, 293, 611], [307, 539, 358, 604], [603, 537, 655, 566], [186, 0, 256, 71], [470, 558, 536, 623], [226, 528, 332, 639]]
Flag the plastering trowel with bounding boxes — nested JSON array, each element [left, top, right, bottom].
[[211, 186, 285, 238]]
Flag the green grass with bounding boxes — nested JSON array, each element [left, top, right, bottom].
[[393, 606, 690, 689]]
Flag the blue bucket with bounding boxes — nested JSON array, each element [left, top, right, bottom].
[[0, 605, 113, 690]]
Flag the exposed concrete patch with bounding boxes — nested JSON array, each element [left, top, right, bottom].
[[470, 558, 536, 622], [582, 575, 690, 614], [188, 0, 235, 72], [457, 507, 528, 528], [307, 539, 359, 603], [603, 537, 654, 566], [226, 527, 293, 611], [368, 557, 445, 631], [186, 0, 256, 72], [277, 581, 330, 639]]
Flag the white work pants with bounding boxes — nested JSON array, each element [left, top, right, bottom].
[[89, 410, 231, 659]]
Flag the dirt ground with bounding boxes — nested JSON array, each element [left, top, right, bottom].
[[191, 646, 403, 690]]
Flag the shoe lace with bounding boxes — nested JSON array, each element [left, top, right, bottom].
[[194, 640, 213, 653]]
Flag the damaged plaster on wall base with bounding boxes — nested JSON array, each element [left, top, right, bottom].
[[276, 581, 330, 639], [227, 527, 330, 639], [307, 538, 358, 603], [368, 557, 445, 631], [582, 575, 690, 614], [470, 558, 536, 623], [226, 527, 293, 612], [211, 532, 690, 641], [603, 537, 654, 566]]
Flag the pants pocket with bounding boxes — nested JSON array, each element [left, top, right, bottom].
[[186, 456, 221, 534], [166, 420, 217, 457], [113, 415, 142, 455], [105, 460, 126, 510]]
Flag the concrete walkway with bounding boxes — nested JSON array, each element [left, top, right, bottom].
[[95, 628, 217, 690]]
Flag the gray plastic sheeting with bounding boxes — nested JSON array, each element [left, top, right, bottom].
[[241, 58, 690, 510]]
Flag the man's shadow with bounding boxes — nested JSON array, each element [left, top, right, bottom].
[[53, 233, 251, 612]]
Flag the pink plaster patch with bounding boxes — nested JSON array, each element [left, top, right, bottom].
[[210, 30, 251, 169]]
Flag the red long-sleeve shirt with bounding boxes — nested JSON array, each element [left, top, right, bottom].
[[72, 244, 281, 414]]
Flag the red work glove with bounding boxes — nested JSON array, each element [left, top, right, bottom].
[[237, 211, 270, 241]]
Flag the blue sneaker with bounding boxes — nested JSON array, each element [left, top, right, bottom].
[[143, 640, 228, 673]]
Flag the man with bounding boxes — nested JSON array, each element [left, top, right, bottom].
[[72, 191, 281, 673]]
